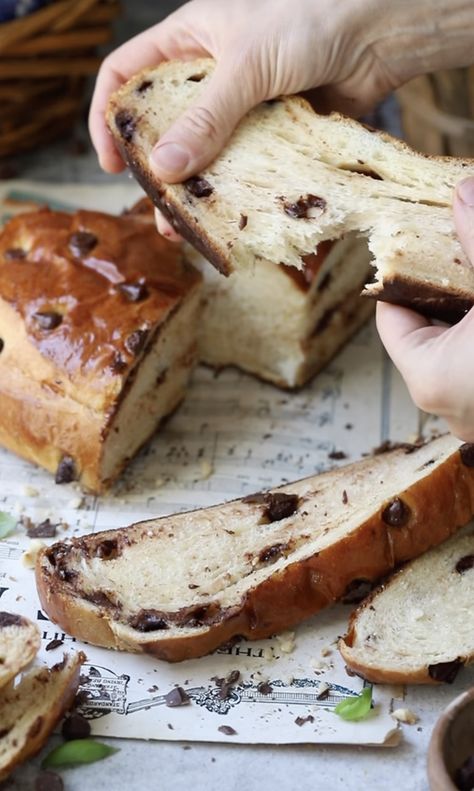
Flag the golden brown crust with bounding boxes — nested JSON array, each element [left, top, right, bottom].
[[0, 208, 201, 492], [36, 443, 474, 662], [0, 652, 85, 782], [366, 276, 473, 325]]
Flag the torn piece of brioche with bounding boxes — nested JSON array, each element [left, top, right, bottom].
[[126, 197, 373, 388], [107, 58, 474, 323], [0, 207, 202, 493], [36, 435, 474, 662], [339, 530, 474, 684], [0, 652, 85, 781], [0, 612, 40, 690]]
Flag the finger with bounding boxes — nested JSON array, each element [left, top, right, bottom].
[[453, 177, 474, 263], [154, 208, 183, 242], [376, 301, 445, 369], [149, 54, 264, 182], [89, 13, 207, 172]]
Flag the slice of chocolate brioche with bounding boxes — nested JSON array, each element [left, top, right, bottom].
[[339, 530, 474, 684], [0, 207, 202, 493], [0, 652, 85, 781], [107, 58, 474, 323], [36, 435, 474, 662], [0, 612, 40, 690]]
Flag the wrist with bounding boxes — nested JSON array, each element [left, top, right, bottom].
[[361, 0, 474, 86]]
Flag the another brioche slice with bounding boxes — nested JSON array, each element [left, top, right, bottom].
[[0, 652, 85, 781], [36, 435, 474, 662], [0, 612, 40, 690], [339, 530, 474, 684], [107, 58, 474, 323]]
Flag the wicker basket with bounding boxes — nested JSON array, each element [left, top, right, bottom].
[[0, 0, 120, 158], [397, 67, 474, 157]]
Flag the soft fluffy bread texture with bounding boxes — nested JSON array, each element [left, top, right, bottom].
[[0, 208, 202, 493], [0, 613, 40, 689], [0, 652, 85, 781], [36, 435, 474, 662], [339, 530, 474, 684], [126, 198, 373, 388], [107, 58, 474, 323]]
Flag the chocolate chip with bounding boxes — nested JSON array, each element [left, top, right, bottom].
[[0, 728, 10, 738], [136, 79, 153, 93], [295, 715, 314, 726], [61, 712, 91, 740], [187, 73, 205, 82], [218, 725, 236, 736], [165, 687, 190, 707], [0, 339, 3, 353], [82, 590, 115, 608], [4, 247, 26, 260], [455, 555, 474, 574], [188, 583, 199, 589], [243, 491, 299, 522], [45, 638, 64, 651], [460, 443, 474, 467], [381, 497, 411, 527], [185, 177, 214, 198], [35, 771, 64, 791], [118, 281, 149, 302], [239, 214, 248, 230], [257, 681, 273, 695], [125, 328, 149, 356], [283, 194, 326, 219], [226, 670, 240, 685], [69, 231, 98, 258], [455, 755, 474, 791], [0, 612, 23, 628], [129, 609, 169, 632], [96, 539, 120, 560], [110, 351, 127, 374], [342, 490, 348, 504], [428, 658, 463, 683], [342, 579, 373, 604], [328, 450, 347, 460], [27, 519, 58, 538], [266, 493, 299, 522], [115, 109, 135, 142], [55, 455, 77, 484], [258, 543, 288, 563], [33, 311, 62, 330]]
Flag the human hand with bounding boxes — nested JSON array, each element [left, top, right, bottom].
[[376, 178, 474, 442], [90, 0, 473, 237]]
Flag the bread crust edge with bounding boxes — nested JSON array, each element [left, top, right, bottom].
[[35, 444, 474, 662]]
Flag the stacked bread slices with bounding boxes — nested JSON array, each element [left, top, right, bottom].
[[0, 611, 84, 781]]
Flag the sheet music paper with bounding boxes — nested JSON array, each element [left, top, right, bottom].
[[0, 180, 438, 746]]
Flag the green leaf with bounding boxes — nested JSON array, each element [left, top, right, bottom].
[[334, 686, 373, 721], [0, 512, 16, 540], [42, 739, 119, 769]]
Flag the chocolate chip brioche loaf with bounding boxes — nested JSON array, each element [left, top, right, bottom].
[[0, 207, 202, 493], [339, 529, 474, 684], [36, 435, 474, 662], [126, 197, 373, 389], [107, 58, 474, 323]]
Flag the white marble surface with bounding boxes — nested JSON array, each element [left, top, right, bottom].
[[3, 1, 472, 789]]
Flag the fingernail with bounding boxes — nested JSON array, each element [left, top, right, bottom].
[[456, 177, 474, 207], [150, 142, 189, 175]]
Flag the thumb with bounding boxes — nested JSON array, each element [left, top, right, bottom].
[[149, 57, 261, 183], [453, 177, 474, 262]]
